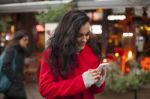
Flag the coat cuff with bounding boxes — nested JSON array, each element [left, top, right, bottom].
[[82, 70, 95, 88]]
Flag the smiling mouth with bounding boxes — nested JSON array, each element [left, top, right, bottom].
[[79, 42, 86, 46]]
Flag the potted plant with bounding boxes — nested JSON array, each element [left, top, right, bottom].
[[95, 60, 150, 99]]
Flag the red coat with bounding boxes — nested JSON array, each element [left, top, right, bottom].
[[39, 44, 105, 99]]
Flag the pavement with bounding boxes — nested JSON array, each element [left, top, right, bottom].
[[0, 83, 43, 99], [0, 83, 149, 99]]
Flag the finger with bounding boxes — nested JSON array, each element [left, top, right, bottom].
[[89, 69, 98, 73], [94, 79, 99, 83], [91, 71, 100, 75], [88, 69, 100, 78], [90, 70, 100, 76], [93, 76, 102, 83], [92, 75, 101, 80]]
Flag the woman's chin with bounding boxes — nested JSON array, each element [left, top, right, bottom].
[[78, 45, 85, 51]]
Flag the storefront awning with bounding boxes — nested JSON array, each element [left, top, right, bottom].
[[0, 0, 72, 13], [77, 0, 150, 10], [0, 0, 150, 13]]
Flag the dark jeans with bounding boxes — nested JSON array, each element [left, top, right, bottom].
[[3, 83, 27, 99]]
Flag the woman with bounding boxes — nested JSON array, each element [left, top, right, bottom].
[[39, 10, 107, 99], [2, 30, 29, 99]]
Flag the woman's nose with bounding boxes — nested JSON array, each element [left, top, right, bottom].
[[82, 36, 88, 42]]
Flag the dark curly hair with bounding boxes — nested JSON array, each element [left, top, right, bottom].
[[47, 10, 101, 78]]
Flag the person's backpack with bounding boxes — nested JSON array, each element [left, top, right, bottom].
[[0, 50, 17, 92]]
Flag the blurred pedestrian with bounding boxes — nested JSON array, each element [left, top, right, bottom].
[[39, 10, 107, 99], [2, 30, 29, 99]]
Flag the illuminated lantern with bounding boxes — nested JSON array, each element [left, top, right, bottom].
[[36, 24, 45, 32], [140, 57, 150, 71]]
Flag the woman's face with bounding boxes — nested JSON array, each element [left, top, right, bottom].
[[76, 22, 90, 51], [19, 36, 29, 48]]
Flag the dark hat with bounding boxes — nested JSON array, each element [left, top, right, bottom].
[[14, 30, 28, 40]]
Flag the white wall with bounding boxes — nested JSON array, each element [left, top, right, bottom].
[[45, 23, 58, 47]]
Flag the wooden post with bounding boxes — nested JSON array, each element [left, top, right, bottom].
[[102, 9, 110, 58]]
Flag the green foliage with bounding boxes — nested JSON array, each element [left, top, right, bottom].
[[139, 71, 150, 84], [105, 60, 150, 93], [36, 4, 72, 23], [0, 20, 6, 32], [0, 16, 11, 32], [125, 71, 141, 90]]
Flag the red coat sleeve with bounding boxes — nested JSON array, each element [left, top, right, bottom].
[[90, 81, 106, 94], [39, 49, 86, 98]]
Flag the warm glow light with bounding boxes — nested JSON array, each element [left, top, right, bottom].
[[103, 59, 108, 63], [5, 33, 11, 41], [145, 25, 150, 32], [36, 24, 45, 32], [128, 51, 132, 59], [93, 12, 102, 21], [1, 42, 5, 47], [11, 25, 15, 33], [140, 57, 150, 70], [140, 25, 150, 31], [108, 39, 112, 43], [107, 15, 126, 21], [96, 8, 103, 13], [123, 32, 133, 37], [91, 25, 102, 34], [140, 26, 144, 30], [115, 52, 119, 57]]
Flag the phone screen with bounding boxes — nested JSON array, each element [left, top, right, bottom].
[[97, 63, 109, 73]]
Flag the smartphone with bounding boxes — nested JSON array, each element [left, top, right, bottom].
[[97, 63, 109, 73]]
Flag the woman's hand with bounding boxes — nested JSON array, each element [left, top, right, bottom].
[[82, 67, 107, 88], [95, 67, 107, 87], [82, 69, 101, 88], [88, 69, 101, 83]]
